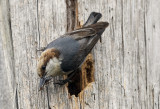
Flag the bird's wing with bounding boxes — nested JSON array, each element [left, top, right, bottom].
[[46, 22, 109, 72], [61, 27, 96, 40], [62, 22, 108, 40]]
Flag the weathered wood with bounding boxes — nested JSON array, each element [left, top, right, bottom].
[[0, 0, 16, 109], [0, 0, 160, 109]]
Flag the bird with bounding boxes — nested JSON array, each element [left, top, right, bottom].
[[37, 12, 109, 90]]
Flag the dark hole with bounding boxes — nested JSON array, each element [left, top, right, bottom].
[[86, 68, 91, 82], [67, 54, 94, 97], [86, 61, 93, 83], [68, 69, 81, 97]]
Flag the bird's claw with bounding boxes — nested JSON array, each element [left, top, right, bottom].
[[54, 79, 72, 85], [36, 47, 46, 51]]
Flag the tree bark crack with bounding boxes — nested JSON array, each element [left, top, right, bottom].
[[37, 0, 41, 48], [143, 3, 148, 93]]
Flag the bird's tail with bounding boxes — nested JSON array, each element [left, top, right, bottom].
[[83, 12, 102, 27]]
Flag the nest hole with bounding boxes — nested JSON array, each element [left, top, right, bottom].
[[67, 54, 95, 97]]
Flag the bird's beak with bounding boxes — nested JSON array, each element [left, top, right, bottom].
[[39, 76, 52, 91]]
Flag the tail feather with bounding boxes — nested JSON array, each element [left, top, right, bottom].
[[84, 22, 109, 36], [83, 12, 102, 27]]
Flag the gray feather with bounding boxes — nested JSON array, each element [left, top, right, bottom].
[[83, 12, 102, 27], [46, 37, 80, 72], [45, 12, 109, 73]]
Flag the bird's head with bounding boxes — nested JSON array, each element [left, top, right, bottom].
[[37, 48, 61, 90]]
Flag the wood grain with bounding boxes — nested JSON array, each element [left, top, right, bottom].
[[0, 0, 16, 108], [0, 0, 160, 108]]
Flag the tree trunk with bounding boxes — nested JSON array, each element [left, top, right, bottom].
[[0, 0, 160, 109]]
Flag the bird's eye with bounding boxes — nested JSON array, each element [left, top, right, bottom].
[[42, 65, 46, 70]]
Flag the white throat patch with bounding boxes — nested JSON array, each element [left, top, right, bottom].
[[45, 57, 62, 77]]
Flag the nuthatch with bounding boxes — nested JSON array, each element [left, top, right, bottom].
[[37, 12, 109, 90]]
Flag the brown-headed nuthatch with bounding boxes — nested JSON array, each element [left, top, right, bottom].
[[37, 12, 109, 90]]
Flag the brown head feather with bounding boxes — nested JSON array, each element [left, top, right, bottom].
[[37, 48, 60, 77]]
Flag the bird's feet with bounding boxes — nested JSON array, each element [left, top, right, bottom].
[[54, 79, 72, 85], [54, 71, 76, 85], [36, 47, 46, 52]]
